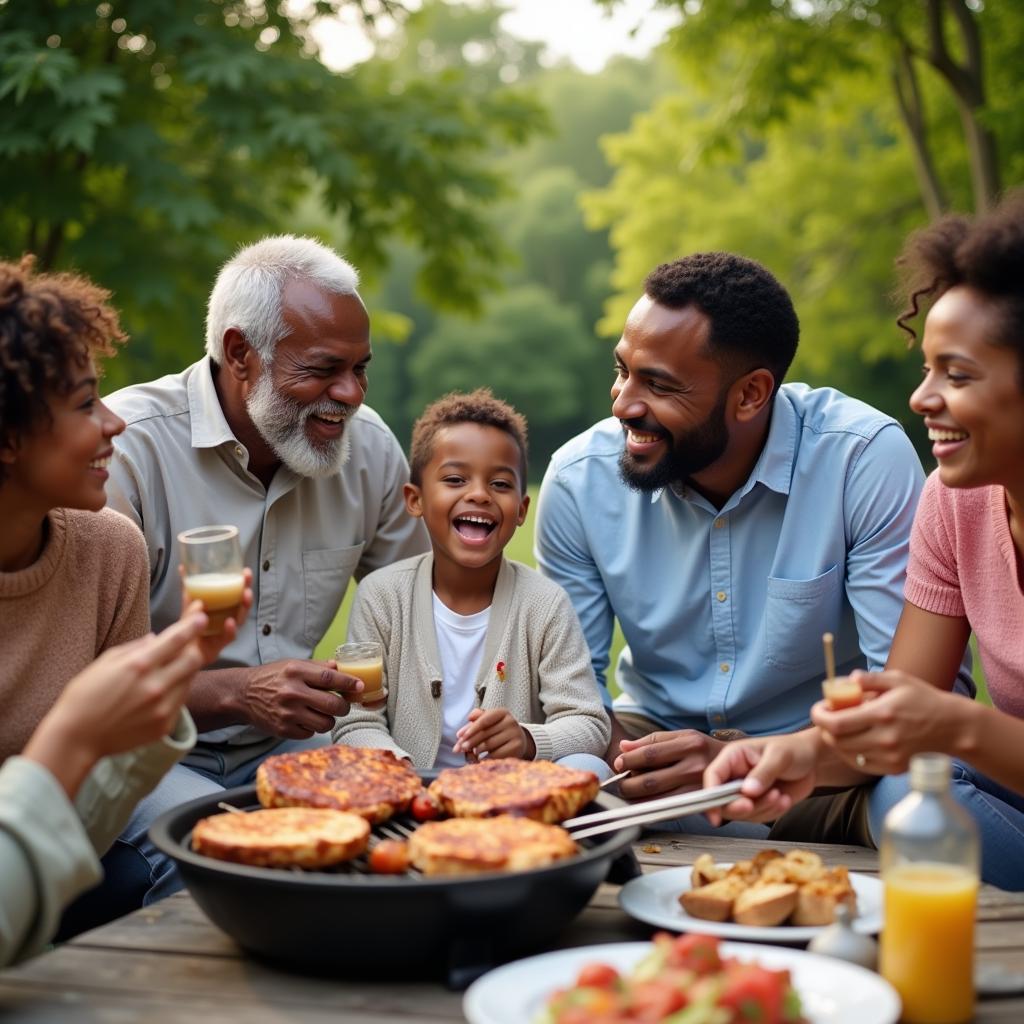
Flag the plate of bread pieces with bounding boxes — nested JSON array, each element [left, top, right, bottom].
[[619, 848, 883, 942]]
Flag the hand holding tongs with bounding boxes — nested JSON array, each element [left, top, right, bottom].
[[563, 779, 745, 841]]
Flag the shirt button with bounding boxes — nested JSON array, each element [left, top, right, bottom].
[[714, 518, 726, 529], [262, 624, 271, 636], [234, 445, 244, 458], [716, 591, 727, 602], [720, 662, 730, 673], [262, 559, 270, 571]]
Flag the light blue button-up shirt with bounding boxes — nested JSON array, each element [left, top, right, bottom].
[[535, 384, 937, 737]]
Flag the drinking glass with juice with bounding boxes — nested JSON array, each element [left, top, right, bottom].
[[335, 641, 385, 704], [880, 753, 979, 1024], [178, 525, 245, 637], [821, 675, 864, 710]]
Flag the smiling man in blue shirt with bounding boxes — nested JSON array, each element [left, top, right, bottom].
[[535, 252, 966, 840]]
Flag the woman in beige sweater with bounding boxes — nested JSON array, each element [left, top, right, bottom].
[[0, 256, 251, 953]]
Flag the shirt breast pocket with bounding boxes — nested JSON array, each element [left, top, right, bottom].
[[763, 564, 842, 672], [302, 544, 364, 648]]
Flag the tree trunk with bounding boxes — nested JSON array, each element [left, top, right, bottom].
[[891, 41, 947, 221], [39, 223, 66, 271], [922, 0, 1000, 213]]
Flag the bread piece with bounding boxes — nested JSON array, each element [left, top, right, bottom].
[[256, 745, 421, 824], [427, 758, 599, 823], [726, 859, 759, 884], [680, 875, 748, 922], [732, 883, 799, 927], [751, 849, 784, 872], [791, 868, 858, 926], [691, 853, 726, 888], [779, 849, 824, 883], [407, 815, 577, 876], [192, 807, 370, 868]]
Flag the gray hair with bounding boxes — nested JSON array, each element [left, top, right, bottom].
[[204, 235, 359, 364]]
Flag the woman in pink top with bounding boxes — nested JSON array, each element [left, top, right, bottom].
[[704, 192, 1024, 890]]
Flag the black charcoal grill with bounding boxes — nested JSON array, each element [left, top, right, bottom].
[[149, 777, 640, 988]]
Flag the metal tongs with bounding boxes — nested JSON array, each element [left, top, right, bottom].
[[562, 779, 745, 841]]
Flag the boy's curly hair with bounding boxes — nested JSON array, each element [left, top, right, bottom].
[[409, 388, 528, 490], [895, 191, 1024, 379], [0, 256, 126, 483]]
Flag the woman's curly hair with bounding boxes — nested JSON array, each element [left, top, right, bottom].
[[0, 256, 127, 483], [895, 191, 1024, 372]]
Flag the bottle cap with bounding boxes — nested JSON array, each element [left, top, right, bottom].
[[909, 752, 952, 792]]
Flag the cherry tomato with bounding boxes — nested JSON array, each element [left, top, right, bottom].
[[411, 790, 441, 821], [627, 979, 686, 1021], [575, 962, 620, 989], [719, 964, 787, 1024], [668, 933, 722, 975], [368, 839, 410, 874]]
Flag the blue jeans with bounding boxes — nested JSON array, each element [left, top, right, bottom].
[[868, 761, 1024, 892]]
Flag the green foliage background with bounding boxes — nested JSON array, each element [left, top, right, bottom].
[[4, 0, 1011, 697]]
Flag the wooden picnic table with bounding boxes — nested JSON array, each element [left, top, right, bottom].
[[1, 832, 1022, 1022]]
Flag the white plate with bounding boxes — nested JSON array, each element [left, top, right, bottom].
[[619, 865, 883, 943], [463, 940, 900, 1024]]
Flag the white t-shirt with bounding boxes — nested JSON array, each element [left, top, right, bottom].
[[431, 593, 490, 770]]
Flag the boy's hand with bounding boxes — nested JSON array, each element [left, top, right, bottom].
[[454, 708, 535, 761]]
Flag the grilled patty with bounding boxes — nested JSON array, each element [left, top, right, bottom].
[[408, 815, 578, 876], [192, 807, 370, 868], [427, 758, 599, 823], [256, 745, 421, 824]]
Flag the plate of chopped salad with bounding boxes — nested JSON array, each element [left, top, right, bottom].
[[463, 932, 900, 1024]]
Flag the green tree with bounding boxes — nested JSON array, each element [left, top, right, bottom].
[[339, 3, 674, 451], [0, 0, 543, 385], [407, 285, 597, 474], [602, 0, 1020, 216], [586, 2, 1022, 445]]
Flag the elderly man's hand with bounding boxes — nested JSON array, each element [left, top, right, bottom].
[[613, 729, 725, 801], [240, 659, 363, 739]]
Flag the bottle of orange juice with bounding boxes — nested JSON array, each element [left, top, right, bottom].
[[880, 753, 979, 1024]]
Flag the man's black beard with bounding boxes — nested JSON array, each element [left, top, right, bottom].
[[618, 392, 730, 494]]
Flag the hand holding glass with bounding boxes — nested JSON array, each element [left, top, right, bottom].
[[178, 525, 245, 637], [335, 641, 385, 703]]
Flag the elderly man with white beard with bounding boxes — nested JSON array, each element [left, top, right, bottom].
[[92, 236, 428, 916]]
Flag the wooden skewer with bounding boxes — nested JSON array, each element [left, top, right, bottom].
[[216, 801, 245, 815], [822, 631, 836, 682]]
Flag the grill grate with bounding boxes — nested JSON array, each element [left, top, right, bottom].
[[204, 798, 604, 880]]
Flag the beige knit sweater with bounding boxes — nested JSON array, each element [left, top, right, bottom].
[[333, 553, 611, 768], [0, 507, 151, 762]]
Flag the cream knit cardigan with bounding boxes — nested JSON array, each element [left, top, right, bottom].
[[332, 553, 611, 768]]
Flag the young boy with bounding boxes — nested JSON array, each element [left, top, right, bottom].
[[332, 389, 610, 774]]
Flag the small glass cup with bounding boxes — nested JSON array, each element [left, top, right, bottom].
[[821, 675, 864, 710], [335, 641, 385, 703], [178, 525, 245, 637]]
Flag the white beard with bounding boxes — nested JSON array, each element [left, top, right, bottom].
[[245, 370, 354, 479]]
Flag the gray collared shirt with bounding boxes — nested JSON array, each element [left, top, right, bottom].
[[104, 356, 429, 753]]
